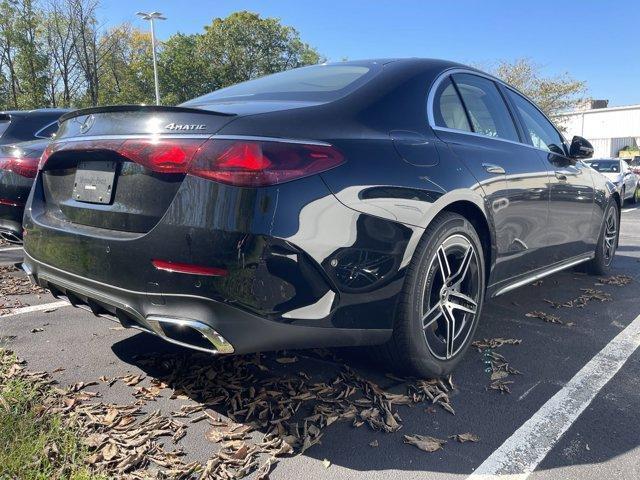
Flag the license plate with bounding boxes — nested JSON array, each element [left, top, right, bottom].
[[73, 161, 117, 204]]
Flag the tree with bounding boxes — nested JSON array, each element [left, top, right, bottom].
[[158, 33, 208, 105], [490, 58, 587, 120], [197, 11, 321, 91], [0, 0, 20, 108], [13, 0, 49, 108], [0, 4, 323, 109], [98, 25, 154, 105], [43, 0, 83, 107]]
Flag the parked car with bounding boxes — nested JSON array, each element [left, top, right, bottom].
[[21, 59, 619, 377], [0, 109, 70, 145], [584, 158, 638, 204], [0, 139, 50, 243], [627, 156, 640, 175]]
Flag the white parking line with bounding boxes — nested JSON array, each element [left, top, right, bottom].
[[0, 301, 70, 318], [622, 208, 637, 213], [0, 246, 23, 252], [469, 311, 640, 480]]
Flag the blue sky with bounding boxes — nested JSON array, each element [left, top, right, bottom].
[[104, 0, 639, 106]]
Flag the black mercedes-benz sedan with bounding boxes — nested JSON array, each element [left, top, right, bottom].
[[0, 139, 51, 243], [21, 59, 618, 377]]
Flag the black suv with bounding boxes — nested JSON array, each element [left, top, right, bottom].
[[21, 60, 617, 376]]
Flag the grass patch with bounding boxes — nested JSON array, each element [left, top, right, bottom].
[[0, 350, 106, 480]]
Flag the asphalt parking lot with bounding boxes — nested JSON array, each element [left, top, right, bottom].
[[2, 207, 640, 480]]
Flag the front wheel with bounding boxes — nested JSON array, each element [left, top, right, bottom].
[[631, 185, 638, 204], [587, 200, 619, 275], [377, 212, 485, 378]]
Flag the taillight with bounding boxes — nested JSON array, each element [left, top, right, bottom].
[[38, 136, 344, 187], [118, 139, 205, 174], [39, 138, 206, 174], [189, 139, 344, 187], [0, 198, 25, 207], [0, 155, 40, 178]]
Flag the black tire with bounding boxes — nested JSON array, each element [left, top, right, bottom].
[[376, 212, 486, 378], [632, 186, 638, 204], [586, 199, 619, 275], [621, 187, 626, 205]]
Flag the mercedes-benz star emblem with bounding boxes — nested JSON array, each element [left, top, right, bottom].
[[78, 114, 95, 134]]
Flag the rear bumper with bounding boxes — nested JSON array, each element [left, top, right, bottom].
[[22, 251, 392, 354]]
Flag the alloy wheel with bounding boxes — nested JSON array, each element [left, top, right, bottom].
[[421, 234, 481, 360], [603, 206, 618, 266]]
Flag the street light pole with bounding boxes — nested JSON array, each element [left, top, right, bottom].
[[136, 11, 166, 105]]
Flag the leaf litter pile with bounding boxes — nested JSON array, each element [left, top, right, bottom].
[[1, 264, 46, 296], [596, 274, 633, 287], [472, 338, 522, 394], [0, 347, 483, 479], [0, 264, 47, 315], [527, 285, 616, 326]]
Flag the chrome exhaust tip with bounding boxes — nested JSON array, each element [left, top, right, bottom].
[[20, 262, 37, 286], [145, 316, 235, 354]]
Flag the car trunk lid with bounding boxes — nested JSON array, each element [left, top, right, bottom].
[[39, 105, 237, 233]]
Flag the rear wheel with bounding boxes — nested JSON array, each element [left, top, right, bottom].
[[378, 212, 485, 377], [632, 185, 638, 204], [587, 200, 619, 275]]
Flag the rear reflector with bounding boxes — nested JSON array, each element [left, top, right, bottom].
[[39, 136, 344, 187], [152, 259, 228, 277], [0, 155, 40, 178]]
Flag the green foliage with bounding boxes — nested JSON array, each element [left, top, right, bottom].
[[0, 4, 322, 109], [490, 58, 587, 119], [198, 11, 321, 90], [158, 33, 209, 105], [0, 351, 105, 480]]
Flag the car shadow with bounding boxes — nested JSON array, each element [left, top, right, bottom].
[[110, 256, 640, 476]]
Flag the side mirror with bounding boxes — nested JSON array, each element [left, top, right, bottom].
[[569, 136, 594, 159]]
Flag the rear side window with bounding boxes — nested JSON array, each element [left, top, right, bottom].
[[0, 118, 10, 138], [433, 77, 471, 132], [506, 89, 565, 154], [35, 122, 59, 138], [451, 73, 519, 142]]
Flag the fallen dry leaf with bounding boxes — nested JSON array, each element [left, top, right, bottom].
[[275, 356, 298, 364], [526, 310, 563, 324], [403, 434, 446, 452], [450, 432, 480, 443]]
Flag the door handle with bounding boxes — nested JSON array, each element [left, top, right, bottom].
[[555, 171, 568, 181], [482, 163, 505, 174]]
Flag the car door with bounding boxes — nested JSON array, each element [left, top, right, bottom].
[[504, 88, 596, 262], [430, 72, 551, 284]]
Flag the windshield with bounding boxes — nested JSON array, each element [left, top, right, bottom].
[[182, 64, 378, 105], [587, 160, 620, 173]]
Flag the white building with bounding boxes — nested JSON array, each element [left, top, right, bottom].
[[556, 101, 640, 159]]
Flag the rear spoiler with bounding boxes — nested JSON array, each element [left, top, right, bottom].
[[59, 104, 236, 123]]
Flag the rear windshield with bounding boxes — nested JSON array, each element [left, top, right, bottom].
[[183, 64, 377, 105], [587, 160, 619, 173]]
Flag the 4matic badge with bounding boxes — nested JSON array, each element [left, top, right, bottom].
[[164, 123, 206, 131]]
